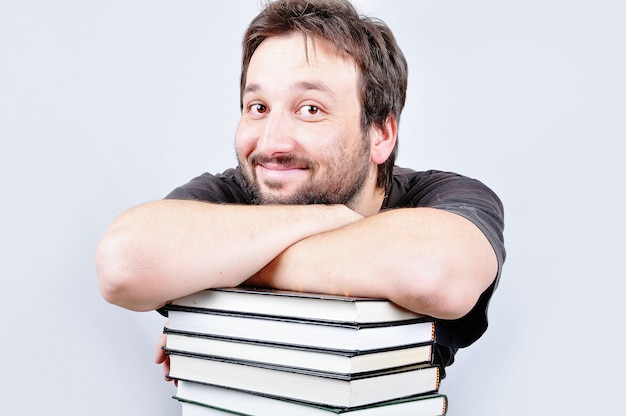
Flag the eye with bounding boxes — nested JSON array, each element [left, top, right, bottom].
[[298, 104, 321, 117], [250, 103, 267, 114], [304, 105, 319, 115]]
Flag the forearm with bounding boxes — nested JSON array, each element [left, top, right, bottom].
[[96, 199, 361, 311], [248, 207, 498, 320]]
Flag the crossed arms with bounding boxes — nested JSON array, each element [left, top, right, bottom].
[[96, 199, 498, 320]]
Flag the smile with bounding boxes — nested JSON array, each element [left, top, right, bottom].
[[257, 162, 309, 182]]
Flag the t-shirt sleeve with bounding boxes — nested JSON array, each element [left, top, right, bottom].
[[164, 169, 251, 204]]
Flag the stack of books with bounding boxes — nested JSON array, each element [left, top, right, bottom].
[[161, 287, 448, 415]]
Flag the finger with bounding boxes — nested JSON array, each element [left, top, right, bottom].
[[162, 355, 172, 382], [155, 333, 167, 364]]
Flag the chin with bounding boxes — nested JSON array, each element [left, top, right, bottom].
[[258, 191, 299, 205]]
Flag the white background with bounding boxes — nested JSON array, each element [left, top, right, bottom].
[[1, 1, 624, 415]]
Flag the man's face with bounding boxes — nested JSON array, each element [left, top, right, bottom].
[[235, 33, 376, 208]]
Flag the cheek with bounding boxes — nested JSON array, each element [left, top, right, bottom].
[[234, 121, 255, 158]]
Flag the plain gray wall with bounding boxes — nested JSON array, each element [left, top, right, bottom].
[[2, 1, 624, 414]]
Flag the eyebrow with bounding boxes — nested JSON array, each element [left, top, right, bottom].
[[243, 81, 337, 99], [293, 81, 336, 97]]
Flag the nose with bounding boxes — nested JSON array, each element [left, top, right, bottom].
[[256, 110, 297, 156]]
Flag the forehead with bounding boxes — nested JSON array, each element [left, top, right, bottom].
[[245, 33, 359, 92]]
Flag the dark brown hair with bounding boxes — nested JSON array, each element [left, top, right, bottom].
[[240, 0, 408, 192]]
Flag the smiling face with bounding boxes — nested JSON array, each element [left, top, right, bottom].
[[235, 33, 380, 211]]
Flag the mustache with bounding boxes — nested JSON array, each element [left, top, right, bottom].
[[249, 154, 315, 170]]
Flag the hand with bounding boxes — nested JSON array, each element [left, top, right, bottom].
[[245, 204, 364, 289], [155, 333, 177, 386]]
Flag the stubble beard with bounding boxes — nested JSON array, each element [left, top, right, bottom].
[[238, 138, 372, 208]]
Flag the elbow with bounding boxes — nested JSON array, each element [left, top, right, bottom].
[[392, 259, 490, 320], [95, 231, 157, 312], [422, 282, 481, 320], [393, 229, 499, 320]]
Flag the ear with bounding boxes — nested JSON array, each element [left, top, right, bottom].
[[369, 115, 398, 164]]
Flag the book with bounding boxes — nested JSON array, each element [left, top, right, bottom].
[[167, 352, 440, 408], [164, 332, 433, 375], [174, 380, 448, 415], [164, 309, 435, 352], [165, 287, 424, 324]]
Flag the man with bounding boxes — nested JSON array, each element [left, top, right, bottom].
[[96, 0, 505, 379]]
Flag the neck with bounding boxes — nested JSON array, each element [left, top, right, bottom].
[[349, 186, 386, 217]]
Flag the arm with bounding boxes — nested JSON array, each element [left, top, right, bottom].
[[96, 199, 362, 311], [247, 207, 498, 320]]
